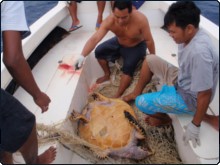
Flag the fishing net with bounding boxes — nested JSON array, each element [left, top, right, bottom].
[[36, 58, 182, 164]]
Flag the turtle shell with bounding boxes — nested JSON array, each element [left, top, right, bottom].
[[78, 93, 137, 150]]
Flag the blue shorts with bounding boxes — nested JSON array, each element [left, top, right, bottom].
[[0, 89, 35, 153], [95, 37, 147, 76], [135, 85, 194, 115]]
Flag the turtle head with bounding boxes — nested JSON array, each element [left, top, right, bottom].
[[91, 92, 109, 101], [92, 93, 99, 100]]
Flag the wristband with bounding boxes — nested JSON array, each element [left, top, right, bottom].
[[192, 121, 201, 127]]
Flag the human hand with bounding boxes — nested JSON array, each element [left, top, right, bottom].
[[75, 55, 85, 70], [183, 122, 201, 148], [33, 92, 51, 113]]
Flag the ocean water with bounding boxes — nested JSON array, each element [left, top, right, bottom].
[[24, 1, 219, 26], [0, 1, 219, 52], [24, 1, 58, 25], [194, 1, 219, 26]]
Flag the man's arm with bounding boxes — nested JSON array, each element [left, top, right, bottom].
[[2, 31, 50, 112], [81, 22, 109, 57], [141, 15, 155, 54], [183, 88, 212, 147], [75, 18, 110, 69], [192, 89, 212, 126]]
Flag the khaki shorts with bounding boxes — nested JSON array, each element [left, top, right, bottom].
[[146, 55, 178, 91]]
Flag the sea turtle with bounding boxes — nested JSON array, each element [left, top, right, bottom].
[[69, 92, 153, 160]]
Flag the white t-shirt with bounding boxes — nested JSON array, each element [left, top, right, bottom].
[[1, 1, 29, 32]]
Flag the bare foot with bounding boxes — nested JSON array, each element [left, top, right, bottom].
[[73, 20, 80, 26], [122, 92, 138, 102], [145, 115, 172, 127], [203, 114, 219, 131], [37, 146, 56, 164], [96, 75, 110, 84]]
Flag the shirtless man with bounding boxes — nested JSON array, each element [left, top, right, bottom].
[[75, 1, 155, 98]]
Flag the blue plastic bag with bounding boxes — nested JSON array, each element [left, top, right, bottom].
[[135, 84, 194, 115]]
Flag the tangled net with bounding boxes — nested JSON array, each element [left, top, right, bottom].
[[37, 59, 182, 164]]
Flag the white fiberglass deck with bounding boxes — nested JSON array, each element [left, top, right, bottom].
[[11, 1, 219, 164], [12, 27, 219, 164]]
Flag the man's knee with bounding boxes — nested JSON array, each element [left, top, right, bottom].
[[122, 65, 135, 77], [94, 45, 102, 58], [135, 94, 155, 115], [122, 58, 143, 76], [146, 54, 160, 64]]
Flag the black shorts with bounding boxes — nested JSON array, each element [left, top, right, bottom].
[[0, 89, 35, 153], [95, 37, 147, 76]]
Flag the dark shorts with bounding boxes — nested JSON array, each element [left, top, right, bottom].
[[0, 89, 35, 153], [67, 0, 81, 4], [95, 37, 147, 76]]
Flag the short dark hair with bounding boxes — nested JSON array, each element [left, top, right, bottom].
[[164, 1, 201, 29], [113, 1, 132, 13]]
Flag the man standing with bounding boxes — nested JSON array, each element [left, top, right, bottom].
[[75, 1, 155, 98], [1, 1, 56, 163]]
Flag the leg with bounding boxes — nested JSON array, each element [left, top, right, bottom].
[[96, 1, 106, 29], [203, 114, 219, 131], [95, 37, 120, 83], [110, 1, 114, 8], [96, 59, 111, 84], [19, 123, 56, 164], [68, 1, 80, 27], [0, 151, 13, 164], [135, 85, 188, 127], [123, 58, 153, 102], [95, 37, 120, 84], [123, 55, 178, 102], [114, 74, 132, 98]]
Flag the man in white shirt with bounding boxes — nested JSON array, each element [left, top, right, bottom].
[[1, 1, 56, 163]]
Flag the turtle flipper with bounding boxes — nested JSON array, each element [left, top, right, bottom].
[[90, 148, 109, 159], [92, 92, 127, 105], [69, 111, 89, 123], [124, 111, 146, 138]]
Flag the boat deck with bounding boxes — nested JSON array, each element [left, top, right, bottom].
[[12, 25, 219, 164]]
